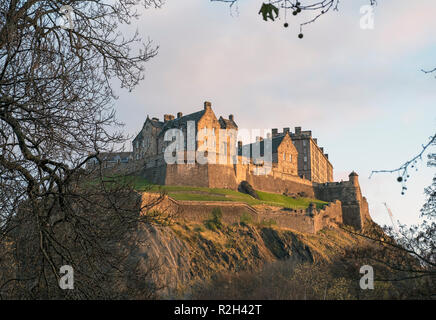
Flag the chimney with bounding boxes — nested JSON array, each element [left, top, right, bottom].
[[325, 154, 329, 159], [313, 138, 318, 145], [283, 127, 290, 134], [272, 128, 278, 136], [164, 114, 174, 122], [204, 101, 212, 110], [295, 127, 301, 134], [229, 114, 234, 121], [177, 112, 183, 118], [256, 136, 263, 142], [320, 147, 324, 153]]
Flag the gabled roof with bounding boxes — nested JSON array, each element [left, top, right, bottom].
[[219, 116, 238, 129], [158, 109, 206, 136], [133, 117, 164, 142], [147, 117, 164, 128], [238, 133, 296, 158]]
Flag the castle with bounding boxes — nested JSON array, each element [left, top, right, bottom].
[[89, 101, 371, 231], [131, 101, 333, 184]]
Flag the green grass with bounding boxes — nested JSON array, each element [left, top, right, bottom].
[[101, 175, 328, 210]]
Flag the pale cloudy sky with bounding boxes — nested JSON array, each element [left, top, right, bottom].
[[113, 0, 436, 227]]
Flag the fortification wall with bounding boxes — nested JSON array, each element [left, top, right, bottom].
[[140, 193, 343, 234], [140, 161, 370, 230], [315, 181, 369, 230], [207, 164, 238, 189], [176, 201, 257, 225], [313, 200, 343, 232], [258, 211, 315, 234], [165, 163, 209, 187], [142, 160, 317, 196], [245, 173, 315, 198]]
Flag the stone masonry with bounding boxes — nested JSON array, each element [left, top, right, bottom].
[[98, 101, 372, 231]]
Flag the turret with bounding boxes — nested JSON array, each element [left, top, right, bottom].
[[349, 171, 359, 186]]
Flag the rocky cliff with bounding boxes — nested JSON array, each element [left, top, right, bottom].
[[133, 220, 368, 298]]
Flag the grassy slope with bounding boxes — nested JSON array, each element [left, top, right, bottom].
[[127, 176, 327, 210], [100, 175, 327, 209]]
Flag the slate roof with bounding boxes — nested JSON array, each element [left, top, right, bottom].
[[219, 116, 238, 129], [158, 109, 206, 137], [133, 117, 164, 142], [148, 117, 164, 128], [238, 134, 287, 157]]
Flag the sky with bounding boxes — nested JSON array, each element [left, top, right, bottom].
[[113, 0, 436, 227]]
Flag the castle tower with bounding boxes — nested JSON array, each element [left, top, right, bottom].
[[349, 171, 359, 187]]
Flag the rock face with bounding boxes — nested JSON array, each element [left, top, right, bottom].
[[238, 181, 259, 199], [133, 221, 362, 298]]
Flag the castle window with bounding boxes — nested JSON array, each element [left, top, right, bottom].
[[283, 152, 286, 161], [304, 156, 307, 162], [303, 140, 307, 147], [289, 155, 292, 162]]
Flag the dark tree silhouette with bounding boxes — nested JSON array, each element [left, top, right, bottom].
[[0, 0, 166, 298]]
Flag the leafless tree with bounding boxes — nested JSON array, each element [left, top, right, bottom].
[[344, 144, 436, 298], [0, 0, 167, 299], [212, 0, 377, 36]]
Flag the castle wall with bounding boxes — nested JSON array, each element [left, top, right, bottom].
[[313, 200, 343, 232], [140, 193, 344, 234], [207, 164, 238, 189], [176, 201, 257, 225], [140, 160, 370, 231], [314, 179, 369, 230], [245, 168, 315, 198], [165, 163, 209, 187], [258, 211, 315, 234]]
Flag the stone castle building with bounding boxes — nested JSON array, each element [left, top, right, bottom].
[[131, 101, 333, 184], [89, 101, 371, 230]]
